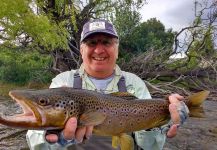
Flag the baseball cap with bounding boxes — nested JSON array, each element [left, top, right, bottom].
[[80, 19, 118, 43]]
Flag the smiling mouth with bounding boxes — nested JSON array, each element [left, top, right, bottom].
[[93, 57, 106, 61]]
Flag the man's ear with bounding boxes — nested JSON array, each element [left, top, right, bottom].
[[80, 44, 84, 56], [115, 45, 119, 59]]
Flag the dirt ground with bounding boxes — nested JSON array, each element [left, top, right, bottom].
[[164, 100, 217, 150], [0, 96, 217, 150]]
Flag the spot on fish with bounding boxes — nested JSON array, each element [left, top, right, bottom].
[[70, 101, 74, 105]]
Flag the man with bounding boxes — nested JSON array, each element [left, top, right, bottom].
[[26, 19, 188, 150]]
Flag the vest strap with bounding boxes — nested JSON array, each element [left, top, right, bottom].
[[117, 76, 127, 92], [73, 71, 82, 89]]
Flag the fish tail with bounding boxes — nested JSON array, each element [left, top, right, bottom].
[[188, 90, 210, 118], [112, 133, 134, 150]]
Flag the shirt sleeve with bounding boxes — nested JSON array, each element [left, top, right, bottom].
[[123, 71, 151, 99], [50, 70, 75, 88]]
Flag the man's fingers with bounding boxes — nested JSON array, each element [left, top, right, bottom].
[[75, 127, 86, 143], [168, 94, 183, 104], [169, 93, 184, 124], [167, 124, 178, 138], [166, 93, 188, 138], [169, 104, 180, 124], [85, 126, 93, 139], [74, 125, 93, 143], [63, 117, 77, 140], [46, 134, 58, 143]]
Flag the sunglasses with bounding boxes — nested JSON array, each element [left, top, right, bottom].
[[83, 38, 118, 47]]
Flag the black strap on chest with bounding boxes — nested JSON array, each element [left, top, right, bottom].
[[73, 72, 82, 89], [73, 72, 127, 92], [117, 76, 127, 92]]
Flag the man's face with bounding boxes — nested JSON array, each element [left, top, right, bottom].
[[80, 34, 119, 78]]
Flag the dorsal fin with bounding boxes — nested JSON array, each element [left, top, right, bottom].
[[110, 92, 138, 100]]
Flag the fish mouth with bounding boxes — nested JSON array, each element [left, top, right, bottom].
[[0, 91, 42, 129]]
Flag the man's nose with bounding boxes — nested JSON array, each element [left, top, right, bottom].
[[94, 43, 105, 53]]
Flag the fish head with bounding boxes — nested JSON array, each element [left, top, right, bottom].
[[0, 88, 71, 130]]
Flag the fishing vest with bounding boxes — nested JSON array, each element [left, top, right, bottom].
[[73, 72, 127, 92]]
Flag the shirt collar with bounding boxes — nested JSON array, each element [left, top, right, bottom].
[[79, 64, 122, 77]]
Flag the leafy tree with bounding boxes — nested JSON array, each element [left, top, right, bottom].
[[174, 0, 216, 54], [112, 2, 142, 59], [0, 0, 145, 73], [118, 18, 175, 54], [133, 18, 175, 52]]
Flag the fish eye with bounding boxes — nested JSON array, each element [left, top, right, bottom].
[[39, 98, 49, 106]]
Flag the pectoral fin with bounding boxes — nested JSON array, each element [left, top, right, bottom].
[[112, 133, 134, 150], [79, 111, 106, 126]]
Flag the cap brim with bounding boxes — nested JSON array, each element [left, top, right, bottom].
[[80, 30, 118, 42]]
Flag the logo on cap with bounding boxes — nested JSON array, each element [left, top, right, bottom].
[[89, 22, 106, 31]]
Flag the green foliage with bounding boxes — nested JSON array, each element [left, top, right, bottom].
[[0, 0, 68, 51], [114, 16, 175, 56], [0, 0, 148, 72], [112, 4, 141, 57], [130, 18, 175, 53], [0, 48, 54, 84]]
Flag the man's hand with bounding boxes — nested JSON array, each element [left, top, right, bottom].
[[45, 117, 93, 145], [167, 93, 186, 138]]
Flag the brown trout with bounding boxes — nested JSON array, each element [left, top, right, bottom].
[[0, 88, 210, 150]]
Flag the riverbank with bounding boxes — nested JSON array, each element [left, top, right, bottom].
[[0, 82, 49, 97]]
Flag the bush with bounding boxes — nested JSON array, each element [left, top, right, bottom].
[[0, 48, 54, 85], [0, 63, 29, 84]]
